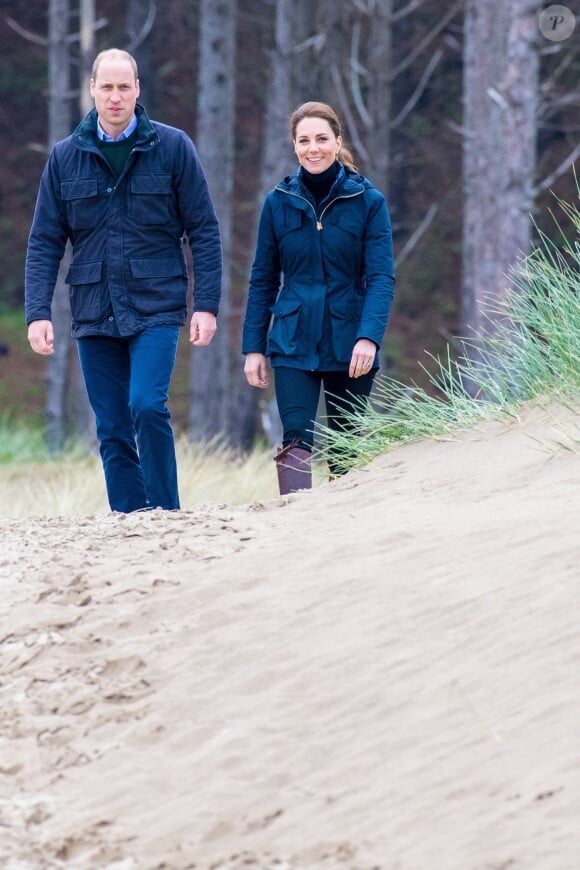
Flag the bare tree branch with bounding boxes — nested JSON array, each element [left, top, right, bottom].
[[387, 0, 432, 23], [5, 16, 48, 46], [330, 64, 370, 163], [540, 42, 575, 56], [539, 48, 576, 93], [350, 20, 372, 129], [293, 32, 326, 54], [538, 91, 580, 125], [486, 86, 510, 110], [535, 145, 580, 195], [445, 119, 476, 139], [27, 142, 51, 154], [388, 0, 461, 82], [7, 12, 109, 47], [66, 17, 108, 42], [127, 0, 157, 52], [394, 203, 438, 267], [350, 0, 372, 13], [390, 47, 443, 129]]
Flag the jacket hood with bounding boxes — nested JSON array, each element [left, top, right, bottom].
[[72, 103, 158, 150]]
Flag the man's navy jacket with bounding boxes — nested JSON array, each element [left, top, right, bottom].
[[25, 104, 222, 337]]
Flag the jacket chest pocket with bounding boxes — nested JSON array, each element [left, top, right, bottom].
[[61, 179, 103, 230], [276, 208, 304, 247], [277, 209, 310, 270], [129, 173, 173, 225], [323, 212, 365, 276]]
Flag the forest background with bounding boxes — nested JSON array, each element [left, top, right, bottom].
[[0, 0, 578, 452]]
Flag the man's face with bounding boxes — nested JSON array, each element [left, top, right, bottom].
[[90, 57, 140, 139]]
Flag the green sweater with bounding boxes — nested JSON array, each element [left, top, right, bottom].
[[97, 128, 139, 178]]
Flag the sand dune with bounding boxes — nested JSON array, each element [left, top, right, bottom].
[[1, 404, 579, 869]]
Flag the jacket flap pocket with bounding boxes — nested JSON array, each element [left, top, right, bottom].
[[61, 179, 98, 200], [271, 297, 301, 318], [327, 211, 365, 237], [130, 257, 184, 278], [130, 174, 172, 195], [65, 260, 102, 284], [282, 209, 303, 229], [277, 208, 303, 238]]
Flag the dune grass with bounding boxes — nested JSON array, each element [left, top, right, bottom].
[[316, 190, 580, 473], [0, 415, 48, 464], [0, 432, 281, 519]]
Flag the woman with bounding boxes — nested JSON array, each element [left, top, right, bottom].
[[243, 101, 395, 494]]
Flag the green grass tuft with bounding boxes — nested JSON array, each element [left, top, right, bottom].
[[316, 189, 580, 474], [0, 414, 48, 463]]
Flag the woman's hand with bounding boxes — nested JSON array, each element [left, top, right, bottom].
[[349, 338, 376, 378], [244, 352, 269, 388]]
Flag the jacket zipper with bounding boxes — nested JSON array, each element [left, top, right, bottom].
[[276, 187, 364, 230]]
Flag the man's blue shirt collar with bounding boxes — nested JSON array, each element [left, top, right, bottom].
[[97, 114, 138, 142]]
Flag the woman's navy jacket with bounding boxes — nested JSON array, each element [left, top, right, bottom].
[[242, 164, 395, 371], [25, 104, 222, 337]]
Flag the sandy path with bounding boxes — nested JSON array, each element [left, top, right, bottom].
[[1, 404, 579, 869]]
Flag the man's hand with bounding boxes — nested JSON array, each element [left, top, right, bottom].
[[28, 320, 54, 356], [189, 311, 217, 346], [244, 352, 269, 389]]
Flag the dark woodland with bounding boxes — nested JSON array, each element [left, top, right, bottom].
[[0, 0, 578, 447]]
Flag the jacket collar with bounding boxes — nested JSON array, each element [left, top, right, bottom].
[[72, 103, 158, 150], [277, 163, 367, 198]]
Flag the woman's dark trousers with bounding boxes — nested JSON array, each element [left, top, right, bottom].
[[274, 366, 376, 483]]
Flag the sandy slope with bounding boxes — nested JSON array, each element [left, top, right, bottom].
[[1, 404, 579, 870]]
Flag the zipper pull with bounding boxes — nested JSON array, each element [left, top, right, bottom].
[[316, 220, 323, 231]]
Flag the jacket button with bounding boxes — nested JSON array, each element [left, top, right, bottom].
[[106, 187, 112, 193], [108, 316, 114, 321]]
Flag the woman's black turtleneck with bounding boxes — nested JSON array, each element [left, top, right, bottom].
[[300, 160, 340, 206]]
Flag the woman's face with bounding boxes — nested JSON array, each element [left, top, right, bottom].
[[294, 117, 341, 174]]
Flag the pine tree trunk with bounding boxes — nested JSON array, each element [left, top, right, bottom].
[[237, 0, 295, 448], [44, 0, 97, 451], [260, 0, 295, 192], [315, 0, 344, 101], [367, 0, 392, 196], [462, 0, 540, 340], [45, 0, 72, 453], [189, 0, 236, 443], [127, 0, 154, 106]]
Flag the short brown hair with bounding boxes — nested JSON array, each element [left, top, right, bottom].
[[91, 49, 139, 82]]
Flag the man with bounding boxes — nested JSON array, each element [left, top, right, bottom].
[[25, 48, 222, 512]]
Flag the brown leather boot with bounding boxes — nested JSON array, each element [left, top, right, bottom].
[[274, 443, 312, 494]]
